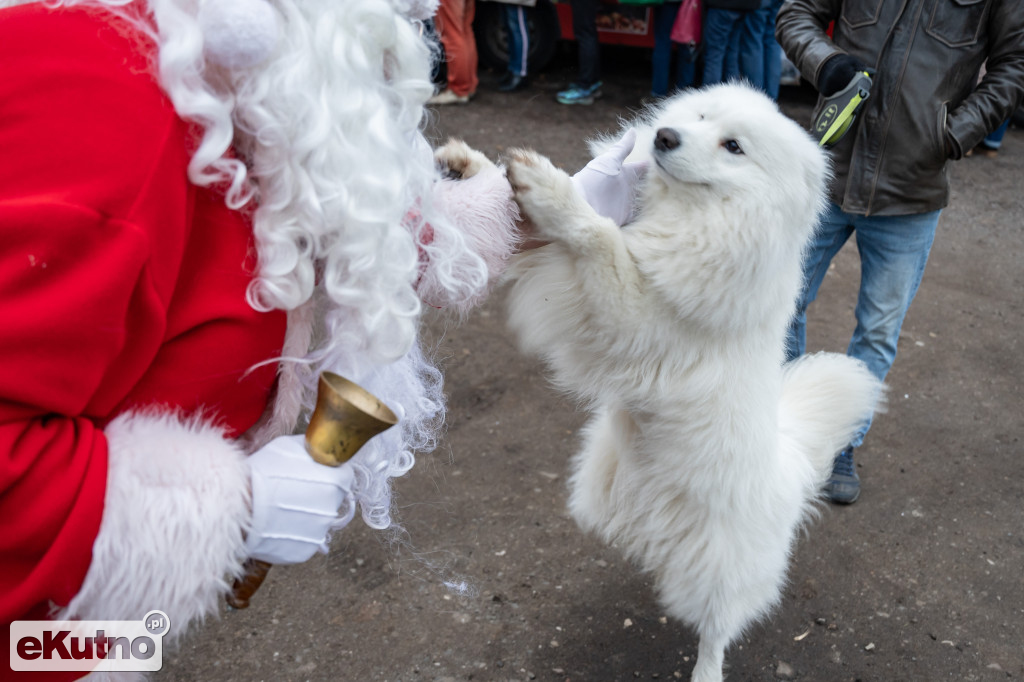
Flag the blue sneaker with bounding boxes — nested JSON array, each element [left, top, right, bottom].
[[556, 81, 603, 105], [826, 446, 860, 504]]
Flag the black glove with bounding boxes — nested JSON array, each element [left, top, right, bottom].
[[817, 53, 869, 97]]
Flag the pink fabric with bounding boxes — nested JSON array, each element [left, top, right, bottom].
[[671, 0, 702, 46]]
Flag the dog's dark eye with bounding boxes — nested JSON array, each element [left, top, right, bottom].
[[723, 139, 743, 155]]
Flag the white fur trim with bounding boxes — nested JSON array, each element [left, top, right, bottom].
[[420, 168, 521, 313], [57, 412, 251, 642]]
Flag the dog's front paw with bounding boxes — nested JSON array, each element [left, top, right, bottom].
[[507, 149, 579, 242], [435, 138, 496, 180]]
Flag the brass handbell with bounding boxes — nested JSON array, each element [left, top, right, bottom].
[[227, 372, 397, 609], [305, 372, 399, 466]]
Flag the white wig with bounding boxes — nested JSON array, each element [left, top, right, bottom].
[[17, 0, 490, 529]]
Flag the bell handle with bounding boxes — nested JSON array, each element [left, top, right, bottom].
[[226, 558, 273, 609]]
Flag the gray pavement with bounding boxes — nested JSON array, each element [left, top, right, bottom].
[[160, 52, 1024, 682]]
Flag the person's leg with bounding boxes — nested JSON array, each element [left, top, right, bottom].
[[499, 4, 529, 91], [676, 44, 698, 90], [702, 9, 741, 85], [462, 0, 478, 92], [504, 4, 528, 77], [785, 203, 855, 362], [737, 7, 766, 88], [558, 0, 602, 103], [651, 2, 680, 97], [724, 17, 741, 80], [761, 0, 783, 99], [434, 0, 457, 82], [572, 0, 601, 87], [498, 6, 513, 87], [435, 0, 477, 97], [844, 209, 940, 446]]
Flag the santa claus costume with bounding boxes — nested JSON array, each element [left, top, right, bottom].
[[0, 0, 520, 677]]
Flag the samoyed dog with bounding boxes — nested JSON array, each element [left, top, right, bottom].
[[500, 83, 885, 682]]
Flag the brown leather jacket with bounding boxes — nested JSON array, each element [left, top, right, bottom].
[[777, 0, 1024, 216]]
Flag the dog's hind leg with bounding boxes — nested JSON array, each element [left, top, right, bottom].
[[691, 633, 728, 682], [663, 560, 775, 682]]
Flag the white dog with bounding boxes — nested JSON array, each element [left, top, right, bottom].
[[502, 83, 885, 682]]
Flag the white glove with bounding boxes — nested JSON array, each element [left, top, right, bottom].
[[246, 435, 357, 564], [571, 128, 649, 227]]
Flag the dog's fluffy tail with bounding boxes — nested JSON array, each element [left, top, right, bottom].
[[778, 352, 887, 487]]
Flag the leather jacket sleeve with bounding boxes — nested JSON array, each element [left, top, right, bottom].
[[775, 0, 845, 87], [945, 1, 1024, 158]]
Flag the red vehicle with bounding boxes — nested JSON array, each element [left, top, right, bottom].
[[473, 0, 657, 73]]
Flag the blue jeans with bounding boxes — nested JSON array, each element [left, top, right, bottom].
[[785, 203, 941, 447], [702, 8, 765, 86], [759, 0, 784, 99], [984, 119, 1010, 149], [651, 2, 698, 97], [503, 4, 528, 77]]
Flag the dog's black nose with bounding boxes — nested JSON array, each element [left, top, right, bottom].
[[654, 128, 681, 152]]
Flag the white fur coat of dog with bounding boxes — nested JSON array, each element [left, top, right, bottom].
[[503, 83, 885, 682]]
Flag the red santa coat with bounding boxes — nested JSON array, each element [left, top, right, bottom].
[[0, 0, 287, 652]]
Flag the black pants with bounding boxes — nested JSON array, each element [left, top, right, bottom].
[[570, 0, 601, 86]]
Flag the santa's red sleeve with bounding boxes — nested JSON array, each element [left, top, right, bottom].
[[0, 5, 285, 676]]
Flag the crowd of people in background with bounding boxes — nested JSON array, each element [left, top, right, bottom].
[[426, 0, 1020, 162], [427, 0, 793, 105]]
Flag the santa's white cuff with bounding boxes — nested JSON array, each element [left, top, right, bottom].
[[57, 411, 251, 640]]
